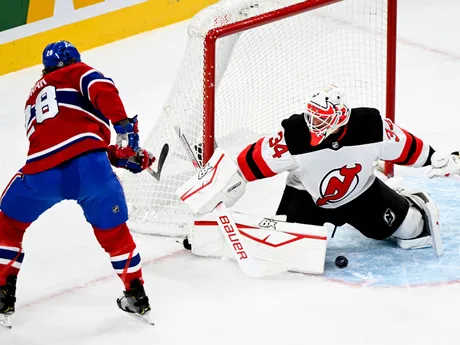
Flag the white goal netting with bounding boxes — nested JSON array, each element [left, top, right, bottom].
[[121, 0, 394, 237]]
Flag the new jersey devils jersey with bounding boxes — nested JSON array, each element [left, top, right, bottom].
[[237, 108, 434, 209], [23, 62, 128, 174]]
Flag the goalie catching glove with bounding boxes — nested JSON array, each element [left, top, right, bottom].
[[427, 151, 460, 178]]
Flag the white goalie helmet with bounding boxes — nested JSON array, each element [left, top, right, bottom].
[[304, 84, 350, 146]]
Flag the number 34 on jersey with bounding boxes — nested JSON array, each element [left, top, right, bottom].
[[237, 129, 297, 182]]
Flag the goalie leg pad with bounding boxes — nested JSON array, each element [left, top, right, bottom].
[[191, 211, 328, 274], [391, 205, 429, 249], [394, 190, 443, 256]]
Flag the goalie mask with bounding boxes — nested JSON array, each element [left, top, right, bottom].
[[304, 84, 350, 146]]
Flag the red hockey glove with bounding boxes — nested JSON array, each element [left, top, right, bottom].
[[108, 145, 155, 174]]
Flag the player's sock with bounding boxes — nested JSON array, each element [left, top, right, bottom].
[[0, 212, 29, 285], [93, 223, 144, 290]]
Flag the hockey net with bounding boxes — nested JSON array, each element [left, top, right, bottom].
[[121, 0, 397, 237]]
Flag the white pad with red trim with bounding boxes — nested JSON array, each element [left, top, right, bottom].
[[191, 211, 328, 274], [177, 148, 246, 214]]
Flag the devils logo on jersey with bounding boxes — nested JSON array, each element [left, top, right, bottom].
[[316, 164, 362, 206], [383, 208, 395, 226]]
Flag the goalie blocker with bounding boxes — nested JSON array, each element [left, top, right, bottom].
[[177, 148, 327, 276]]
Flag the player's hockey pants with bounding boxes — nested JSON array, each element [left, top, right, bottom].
[[0, 151, 143, 288]]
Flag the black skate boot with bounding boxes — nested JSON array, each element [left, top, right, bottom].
[[0, 275, 17, 329], [116, 279, 153, 325]]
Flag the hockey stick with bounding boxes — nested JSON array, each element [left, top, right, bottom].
[[174, 125, 202, 170], [146, 143, 169, 181]]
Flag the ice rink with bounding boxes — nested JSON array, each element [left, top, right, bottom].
[[1, 1, 460, 344]]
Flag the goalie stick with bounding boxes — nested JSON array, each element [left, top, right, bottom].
[[146, 143, 169, 181]]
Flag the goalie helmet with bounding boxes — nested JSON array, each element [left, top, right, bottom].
[[304, 84, 350, 146]]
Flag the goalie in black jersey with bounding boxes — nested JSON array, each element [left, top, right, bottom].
[[179, 84, 459, 276]]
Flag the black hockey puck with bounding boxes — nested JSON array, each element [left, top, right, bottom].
[[335, 255, 348, 269], [183, 237, 192, 250]]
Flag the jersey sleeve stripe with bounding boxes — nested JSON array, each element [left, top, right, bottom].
[[80, 70, 114, 101], [405, 134, 424, 166], [56, 89, 110, 128], [237, 144, 257, 182], [252, 138, 276, 178], [244, 143, 266, 180], [87, 79, 115, 102], [237, 140, 276, 181], [388, 128, 413, 164]]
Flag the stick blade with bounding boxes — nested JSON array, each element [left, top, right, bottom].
[[147, 143, 169, 181]]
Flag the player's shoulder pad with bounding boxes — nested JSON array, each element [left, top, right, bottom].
[[342, 107, 383, 145], [281, 114, 312, 155]]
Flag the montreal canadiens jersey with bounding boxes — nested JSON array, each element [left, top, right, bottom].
[[23, 62, 128, 174], [237, 108, 434, 209]]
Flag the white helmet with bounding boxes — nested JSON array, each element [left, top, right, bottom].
[[305, 84, 350, 146]]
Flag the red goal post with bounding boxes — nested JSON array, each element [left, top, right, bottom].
[[121, 0, 398, 237], [202, 0, 397, 172]]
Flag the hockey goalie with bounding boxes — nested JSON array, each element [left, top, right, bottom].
[[177, 84, 459, 277]]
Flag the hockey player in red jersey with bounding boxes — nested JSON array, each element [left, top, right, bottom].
[[0, 41, 155, 327]]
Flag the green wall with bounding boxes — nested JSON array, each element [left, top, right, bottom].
[[0, 0, 30, 32]]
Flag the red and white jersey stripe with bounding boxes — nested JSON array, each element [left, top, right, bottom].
[[380, 118, 431, 167]]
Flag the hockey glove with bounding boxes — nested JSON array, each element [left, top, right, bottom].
[[108, 145, 155, 174], [427, 151, 460, 178], [113, 116, 140, 158]]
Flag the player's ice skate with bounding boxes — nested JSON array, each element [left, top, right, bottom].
[[0, 275, 17, 329], [116, 279, 154, 325], [0, 313, 12, 329]]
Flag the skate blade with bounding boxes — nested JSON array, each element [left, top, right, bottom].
[[0, 314, 12, 329], [124, 311, 155, 326]]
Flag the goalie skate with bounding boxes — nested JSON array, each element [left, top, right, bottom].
[[116, 279, 154, 326]]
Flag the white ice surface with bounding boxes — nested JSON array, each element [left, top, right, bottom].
[[1, 1, 460, 344]]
